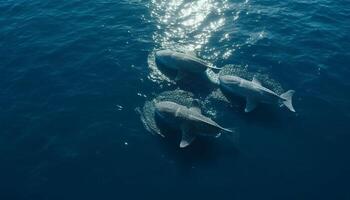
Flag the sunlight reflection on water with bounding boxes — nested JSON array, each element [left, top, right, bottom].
[[151, 0, 229, 51]]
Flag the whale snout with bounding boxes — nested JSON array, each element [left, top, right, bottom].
[[155, 50, 174, 66], [155, 50, 172, 59]]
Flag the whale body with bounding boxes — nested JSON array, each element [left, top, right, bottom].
[[155, 101, 232, 148], [155, 50, 221, 80], [219, 75, 295, 113]]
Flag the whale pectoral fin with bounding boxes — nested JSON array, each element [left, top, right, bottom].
[[175, 70, 187, 81], [215, 133, 222, 138], [252, 76, 262, 86], [245, 98, 257, 112], [179, 126, 196, 148]]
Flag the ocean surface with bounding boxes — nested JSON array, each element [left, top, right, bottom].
[[1, 0, 350, 199]]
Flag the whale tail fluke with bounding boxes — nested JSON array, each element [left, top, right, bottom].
[[281, 90, 295, 112]]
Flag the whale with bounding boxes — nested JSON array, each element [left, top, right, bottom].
[[219, 75, 295, 113], [155, 101, 233, 148], [155, 50, 221, 80]]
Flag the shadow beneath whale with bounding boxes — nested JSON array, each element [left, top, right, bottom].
[[154, 113, 239, 170]]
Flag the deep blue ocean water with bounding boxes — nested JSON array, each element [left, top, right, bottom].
[[1, 0, 350, 199]]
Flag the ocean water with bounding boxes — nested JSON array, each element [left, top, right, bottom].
[[1, 0, 350, 199]]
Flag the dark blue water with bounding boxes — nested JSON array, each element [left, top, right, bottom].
[[1, 0, 350, 199]]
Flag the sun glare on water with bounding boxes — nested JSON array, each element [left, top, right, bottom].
[[148, 0, 231, 83], [150, 0, 228, 52]]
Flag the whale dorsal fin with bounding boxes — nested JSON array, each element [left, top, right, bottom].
[[179, 125, 196, 148], [245, 97, 257, 112], [252, 76, 262, 86]]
